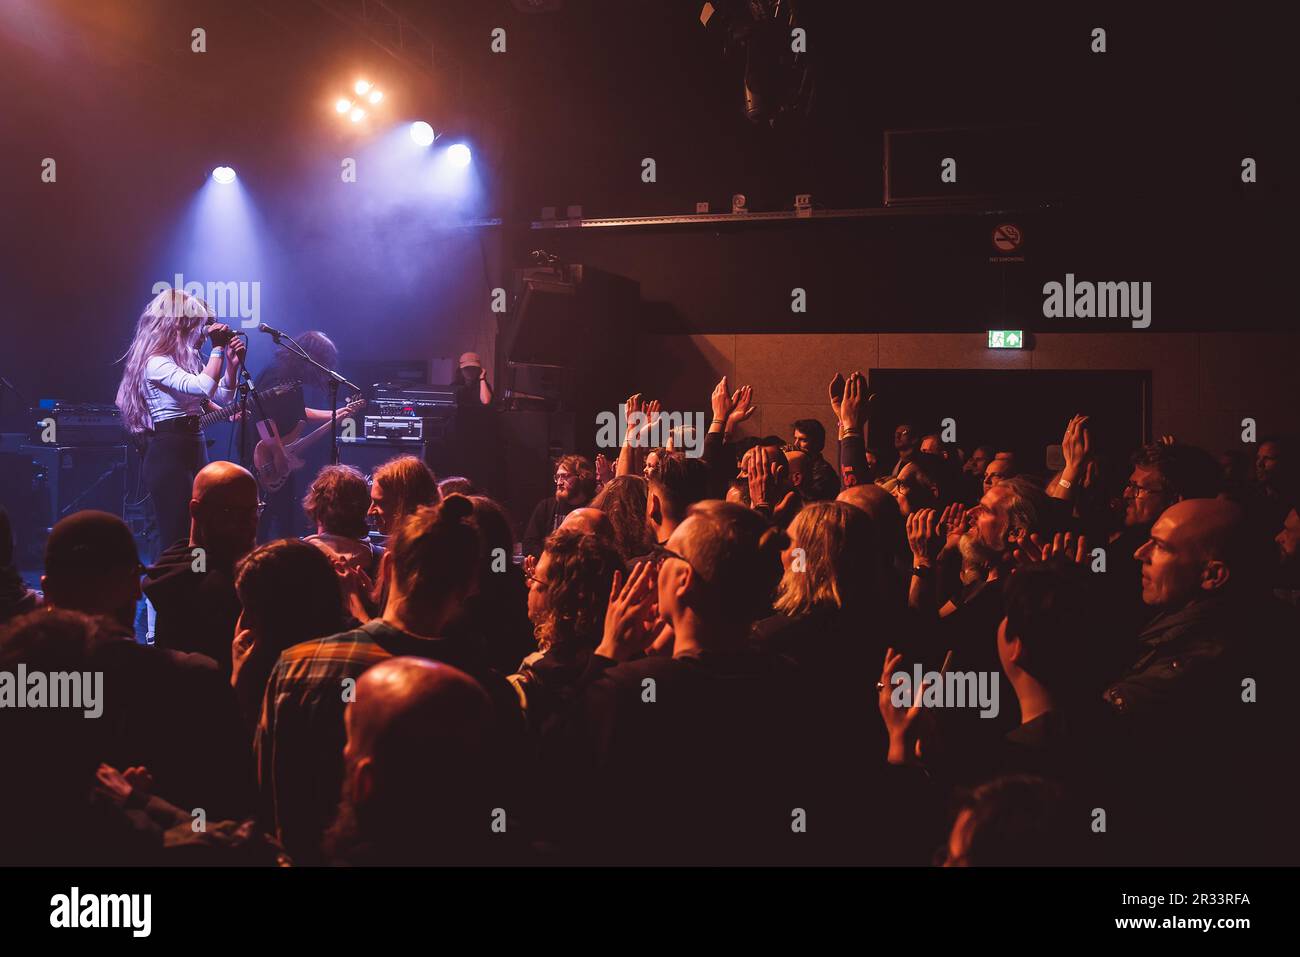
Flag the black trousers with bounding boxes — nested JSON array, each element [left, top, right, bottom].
[[143, 431, 208, 549]]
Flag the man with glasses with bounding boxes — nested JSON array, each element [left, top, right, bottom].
[[522, 455, 596, 561], [144, 460, 260, 673]]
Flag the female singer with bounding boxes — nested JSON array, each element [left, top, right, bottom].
[[115, 288, 246, 549]]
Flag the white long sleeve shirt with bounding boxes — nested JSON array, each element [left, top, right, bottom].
[[144, 354, 233, 425]]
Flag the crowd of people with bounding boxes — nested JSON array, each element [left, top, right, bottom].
[[1, 372, 1297, 866]]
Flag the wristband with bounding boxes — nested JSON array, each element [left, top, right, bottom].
[[911, 564, 932, 578], [1057, 477, 1072, 490], [210, 347, 225, 357]]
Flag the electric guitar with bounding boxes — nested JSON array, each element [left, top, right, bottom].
[[195, 381, 299, 429], [252, 396, 367, 493]]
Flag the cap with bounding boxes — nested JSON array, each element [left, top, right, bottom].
[[458, 352, 483, 370]]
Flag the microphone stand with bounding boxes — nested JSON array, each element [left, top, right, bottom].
[[265, 330, 360, 466]]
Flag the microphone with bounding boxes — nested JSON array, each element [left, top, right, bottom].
[[257, 323, 286, 340], [203, 318, 234, 346]]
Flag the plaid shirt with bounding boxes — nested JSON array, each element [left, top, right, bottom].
[[255, 619, 489, 863]]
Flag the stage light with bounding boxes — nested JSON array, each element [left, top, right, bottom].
[[355, 80, 372, 95], [410, 121, 435, 146], [212, 166, 237, 185], [368, 90, 383, 104], [447, 143, 471, 167], [350, 107, 366, 123], [335, 98, 352, 113]]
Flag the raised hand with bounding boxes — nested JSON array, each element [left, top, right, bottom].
[[938, 502, 968, 548], [1061, 414, 1091, 470], [725, 384, 755, 434], [877, 648, 932, 765], [828, 372, 845, 420], [595, 452, 615, 485], [746, 445, 786, 510], [596, 561, 661, 662], [840, 371, 869, 431], [1013, 531, 1090, 568], [906, 507, 942, 565], [711, 376, 734, 424]]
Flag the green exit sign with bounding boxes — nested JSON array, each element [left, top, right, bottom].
[[988, 330, 1024, 349]]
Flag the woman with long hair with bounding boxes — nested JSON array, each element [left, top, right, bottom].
[[115, 288, 244, 549]]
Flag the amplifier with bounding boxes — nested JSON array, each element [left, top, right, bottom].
[[364, 416, 424, 442], [31, 402, 125, 446], [21, 444, 128, 534], [370, 383, 457, 418]]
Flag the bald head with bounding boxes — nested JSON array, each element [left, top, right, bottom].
[[1164, 498, 1246, 559], [838, 482, 895, 522], [192, 460, 256, 502], [838, 482, 906, 562], [784, 450, 812, 491], [335, 657, 495, 859], [189, 460, 259, 559], [348, 657, 493, 762], [561, 507, 614, 540], [1136, 498, 1251, 609]]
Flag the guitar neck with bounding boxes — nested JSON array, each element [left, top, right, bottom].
[[286, 402, 365, 454], [196, 381, 296, 429], [198, 399, 238, 428]]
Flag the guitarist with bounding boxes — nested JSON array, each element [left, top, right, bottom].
[[248, 331, 343, 541]]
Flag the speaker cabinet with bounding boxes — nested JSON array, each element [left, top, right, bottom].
[[20, 444, 128, 545]]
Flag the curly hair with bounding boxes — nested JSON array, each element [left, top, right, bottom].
[[303, 465, 371, 538], [555, 454, 596, 499], [532, 526, 623, 654]]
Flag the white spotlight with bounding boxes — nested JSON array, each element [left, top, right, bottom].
[[335, 98, 352, 113], [447, 143, 472, 167], [410, 121, 435, 147], [354, 80, 372, 95], [350, 107, 366, 123], [212, 166, 237, 184], [368, 90, 384, 104]]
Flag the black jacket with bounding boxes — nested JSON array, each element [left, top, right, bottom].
[[143, 538, 243, 674]]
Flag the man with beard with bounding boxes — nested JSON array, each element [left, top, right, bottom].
[[523, 455, 596, 560], [908, 477, 1051, 679], [323, 657, 506, 865]]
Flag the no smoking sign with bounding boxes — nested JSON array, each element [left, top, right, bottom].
[[989, 223, 1025, 262]]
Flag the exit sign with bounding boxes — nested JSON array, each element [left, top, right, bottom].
[[988, 330, 1024, 349]]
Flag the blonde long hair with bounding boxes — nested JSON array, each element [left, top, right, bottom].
[[115, 289, 213, 434], [773, 500, 878, 617]]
